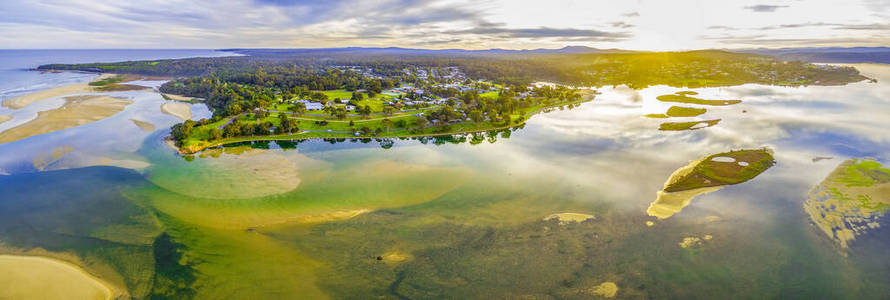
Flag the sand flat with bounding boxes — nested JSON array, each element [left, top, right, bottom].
[[161, 102, 192, 120], [0, 254, 116, 300], [0, 115, 11, 124], [2, 74, 115, 109], [0, 95, 131, 144], [130, 119, 156, 132]]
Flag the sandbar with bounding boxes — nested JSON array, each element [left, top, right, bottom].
[[2, 74, 115, 109], [161, 102, 192, 120], [0, 254, 117, 300], [544, 212, 595, 224], [0, 115, 11, 124], [590, 281, 618, 298], [130, 119, 156, 132], [0, 95, 131, 144]]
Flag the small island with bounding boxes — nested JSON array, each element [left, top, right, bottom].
[[648, 149, 775, 219]]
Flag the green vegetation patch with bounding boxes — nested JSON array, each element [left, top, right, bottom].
[[804, 159, 890, 250], [664, 149, 775, 192], [835, 159, 890, 187], [659, 119, 720, 131], [675, 91, 699, 96], [657, 94, 741, 106], [89, 75, 125, 86], [666, 106, 707, 117], [644, 114, 670, 118]]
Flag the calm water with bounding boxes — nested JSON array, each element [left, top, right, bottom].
[[1, 51, 889, 299]]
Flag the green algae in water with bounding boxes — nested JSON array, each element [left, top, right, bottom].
[[804, 159, 890, 251], [0, 167, 161, 299]]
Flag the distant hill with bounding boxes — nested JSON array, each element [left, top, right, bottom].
[[739, 47, 890, 64], [219, 46, 633, 57]]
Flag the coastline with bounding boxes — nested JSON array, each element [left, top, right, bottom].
[[2, 73, 115, 109]]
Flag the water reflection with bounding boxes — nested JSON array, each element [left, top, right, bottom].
[[0, 64, 889, 298]]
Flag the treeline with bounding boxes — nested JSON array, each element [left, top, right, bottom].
[[39, 49, 866, 90]]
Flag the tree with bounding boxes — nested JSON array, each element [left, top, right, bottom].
[[351, 91, 364, 101], [226, 103, 242, 116], [383, 106, 394, 116], [415, 117, 428, 129], [290, 102, 306, 114], [208, 128, 223, 140], [360, 105, 372, 119], [469, 110, 483, 123], [381, 118, 393, 130]]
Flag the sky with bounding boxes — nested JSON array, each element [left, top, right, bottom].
[[0, 0, 888, 50]]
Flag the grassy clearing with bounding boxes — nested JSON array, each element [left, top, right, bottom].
[[664, 149, 775, 192], [657, 94, 741, 106], [658, 119, 720, 131], [666, 106, 707, 117]]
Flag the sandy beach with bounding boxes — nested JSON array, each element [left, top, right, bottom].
[[161, 102, 192, 120], [0, 95, 131, 144], [0, 115, 11, 124], [162, 93, 202, 102], [0, 254, 117, 300], [1, 74, 116, 109]]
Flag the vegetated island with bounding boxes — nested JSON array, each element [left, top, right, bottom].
[[648, 149, 775, 219], [804, 159, 890, 252], [659, 119, 721, 131], [38, 49, 869, 153], [656, 93, 741, 106]]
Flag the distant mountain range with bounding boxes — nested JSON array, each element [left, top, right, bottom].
[[219, 46, 634, 57], [739, 47, 890, 64]]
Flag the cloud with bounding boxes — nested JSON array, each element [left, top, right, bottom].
[[835, 23, 890, 30], [448, 25, 631, 41], [744, 5, 789, 12], [0, 0, 884, 50], [610, 22, 635, 29]]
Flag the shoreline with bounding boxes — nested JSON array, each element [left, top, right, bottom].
[[172, 98, 591, 154], [0, 254, 118, 300], [0, 95, 132, 144], [2, 73, 116, 109], [161, 102, 192, 120]]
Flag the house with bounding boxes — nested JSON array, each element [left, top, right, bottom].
[[294, 100, 324, 110]]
